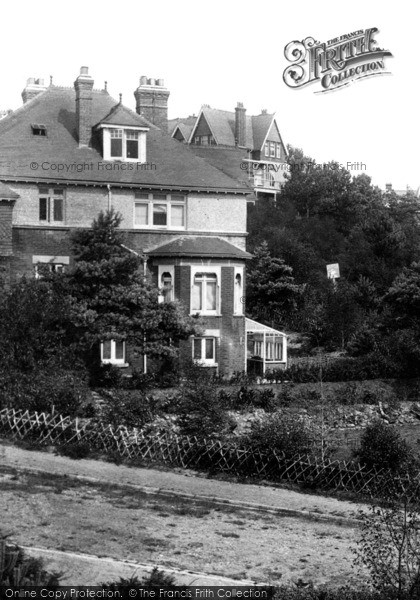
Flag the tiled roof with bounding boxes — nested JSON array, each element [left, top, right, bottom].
[[186, 108, 275, 150], [0, 181, 19, 200], [145, 236, 252, 259], [98, 102, 151, 128], [168, 115, 196, 136], [0, 87, 249, 193], [186, 146, 253, 189], [252, 113, 275, 150]]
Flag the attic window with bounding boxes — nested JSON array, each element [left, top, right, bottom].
[[31, 124, 47, 137], [105, 127, 142, 161]]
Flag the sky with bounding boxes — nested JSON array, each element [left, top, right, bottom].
[[1, 0, 417, 191]]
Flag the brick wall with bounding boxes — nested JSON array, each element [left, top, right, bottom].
[[0, 201, 14, 256]]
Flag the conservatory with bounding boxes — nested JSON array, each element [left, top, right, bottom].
[[246, 318, 288, 375]]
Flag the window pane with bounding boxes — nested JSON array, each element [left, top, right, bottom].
[[153, 204, 167, 226], [205, 281, 216, 310], [162, 273, 172, 303], [110, 129, 123, 138], [135, 203, 148, 225], [205, 338, 214, 360], [111, 138, 122, 157], [192, 281, 202, 311], [171, 205, 184, 227], [193, 339, 202, 360], [126, 139, 138, 159], [53, 198, 63, 221], [102, 341, 111, 360], [39, 197, 48, 221], [115, 341, 124, 360]]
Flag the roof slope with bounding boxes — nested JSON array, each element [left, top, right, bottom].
[[145, 236, 252, 259], [186, 146, 253, 189], [178, 108, 275, 150], [0, 181, 19, 200], [0, 87, 248, 193]]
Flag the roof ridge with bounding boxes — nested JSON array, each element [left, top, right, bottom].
[[102, 95, 159, 130]]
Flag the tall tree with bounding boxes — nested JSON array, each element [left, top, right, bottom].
[[246, 241, 304, 328], [65, 209, 200, 366]]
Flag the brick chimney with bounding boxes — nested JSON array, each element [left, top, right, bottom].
[[74, 66, 94, 147], [21, 78, 47, 104], [235, 102, 246, 147], [134, 77, 170, 131]]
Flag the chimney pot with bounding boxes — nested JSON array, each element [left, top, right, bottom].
[[80, 66, 89, 75], [134, 75, 170, 131], [22, 77, 47, 104]]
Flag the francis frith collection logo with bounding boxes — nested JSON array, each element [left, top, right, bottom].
[[283, 28, 393, 93]]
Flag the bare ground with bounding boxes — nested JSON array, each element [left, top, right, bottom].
[[0, 465, 365, 588]]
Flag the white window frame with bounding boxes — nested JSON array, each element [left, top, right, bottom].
[[264, 142, 269, 157], [270, 142, 276, 158], [32, 255, 69, 279], [133, 194, 186, 230], [158, 265, 175, 303], [38, 188, 65, 224], [190, 266, 221, 316], [276, 143, 281, 159], [101, 125, 148, 162], [100, 339, 127, 366], [234, 266, 244, 315], [192, 336, 217, 366]]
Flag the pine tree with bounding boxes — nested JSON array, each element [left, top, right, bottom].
[[66, 209, 200, 366]]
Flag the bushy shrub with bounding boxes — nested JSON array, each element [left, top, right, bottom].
[[56, 440, 91, 460], [177, 363, 235, 438], [0, 534, 62, 586], [90, 363, 123, 388], [354, 420, 417, 473], [241, 412, 316, 458], [102, 567, 179, 590], [98, 390, 159, 429], [0, 366, 89, 416]]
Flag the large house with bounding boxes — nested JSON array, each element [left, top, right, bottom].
[[169, 103, 289, 201], [0, 68, 287, 376]]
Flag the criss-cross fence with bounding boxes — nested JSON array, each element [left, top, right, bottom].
[[1, 407, 419, 501]]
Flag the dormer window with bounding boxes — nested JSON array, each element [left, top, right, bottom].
[[31, 124, 47, 137], [101, 126, 147, 161]]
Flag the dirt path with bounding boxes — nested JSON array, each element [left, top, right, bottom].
[[0, 440, 366, 522], [0, 466, 364, 588]]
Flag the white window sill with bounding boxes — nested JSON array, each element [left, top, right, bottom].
[[101, 362, 129, 368]]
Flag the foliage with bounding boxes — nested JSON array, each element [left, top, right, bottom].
[[176, 363, 236, 438], [56, 440, 91, 460], [355, 497, 420, 598], [0, 365, 90, 416], [247, 148, 420, 352], [0, 534, 61, 586], [246, 241, 304, 327], [97, 389, 159, 429], [241, 412, 316, 458], [102, 567, 178, 590], [355, 420, 417, 473], [66, 209, 201, 366]]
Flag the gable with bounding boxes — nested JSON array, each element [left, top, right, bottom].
[[173, 127, 186, 142], [193, 113, 212, 137]]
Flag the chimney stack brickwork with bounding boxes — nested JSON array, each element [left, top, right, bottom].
[[21, 78, 47, 104], [74, 66, 94, 147], [134, 77, 170, 131], [235, 102, 246, 147]]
